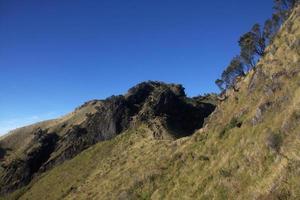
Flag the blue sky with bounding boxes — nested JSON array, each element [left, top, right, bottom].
[[0, 0, 273, 135]]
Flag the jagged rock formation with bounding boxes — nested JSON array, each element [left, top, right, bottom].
[[0, 81, 216, 195]]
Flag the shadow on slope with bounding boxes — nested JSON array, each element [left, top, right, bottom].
[[0, 81, 216, 195]]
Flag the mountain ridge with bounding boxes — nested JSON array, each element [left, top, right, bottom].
[[0, 4, 299, 200], [0, 81, 217, 195]]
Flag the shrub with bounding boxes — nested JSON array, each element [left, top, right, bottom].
[[219, 168, 231, 177], [219, 117, 242, 139], [266, 132, 283, 152]]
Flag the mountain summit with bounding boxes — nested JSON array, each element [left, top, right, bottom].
[[0, 81, 216, 195]]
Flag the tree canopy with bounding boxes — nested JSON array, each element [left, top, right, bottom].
[[215, 0, 298, 92]]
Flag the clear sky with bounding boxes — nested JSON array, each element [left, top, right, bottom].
[[0, 0, 273, 135]]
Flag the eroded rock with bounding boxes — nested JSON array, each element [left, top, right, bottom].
[[0, 81, 217, 194]]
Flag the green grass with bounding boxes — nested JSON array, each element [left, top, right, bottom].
[[1, 5, 300, 200]]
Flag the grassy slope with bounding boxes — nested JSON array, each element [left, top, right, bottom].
[[3, 6, 300, 200], [6, 125, 177, 200], [0, 100, 101, 163]]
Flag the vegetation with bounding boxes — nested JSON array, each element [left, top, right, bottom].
[[266, 132, 283, 152], [218, 117, 242, 139], [0, 2, 299, 200], [215, 0, 298, 91]]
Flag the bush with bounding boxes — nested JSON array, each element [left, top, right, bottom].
[[219, 117, 242, 138], [219, 168, 231, 177], [266, 132, 283, 152]]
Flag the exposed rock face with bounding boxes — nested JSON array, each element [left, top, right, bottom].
[[0, 81, 216, 194], [252, 101, 273, 125], [125, 82, 216, 137], [0, 129, 58, 193]]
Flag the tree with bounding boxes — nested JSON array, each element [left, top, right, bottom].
[[251, 24, 266, 56], [221, 56, 245, 89], [263, 14, 281, 42], [228, 56, 245, 77], [274, 0, 297, 12], [263, 0, 297, 45], [239, 24, 265, 56], [221, 68, 232, 89], [215, 79, 225, 92], [215, 0, 298, 93], [238, 23, 266, 70], [239, 32, 257, 69], [273, 0, 298, 21]]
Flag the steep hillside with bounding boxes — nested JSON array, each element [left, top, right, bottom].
[[0, 81, 216, 197], [1, 5, 299, 200]]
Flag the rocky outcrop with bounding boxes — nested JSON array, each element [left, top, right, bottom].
[[41, 82, 216, 169], [0, 81, 216, 194], [0, 129, 58, 194]]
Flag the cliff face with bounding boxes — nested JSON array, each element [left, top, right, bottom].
[[0, 81, 216, 195]]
